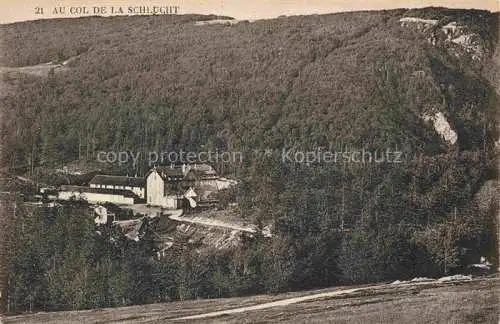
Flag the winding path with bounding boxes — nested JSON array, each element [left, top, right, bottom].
[[167, 210, 257, 233], [171, 279, 470, 321]]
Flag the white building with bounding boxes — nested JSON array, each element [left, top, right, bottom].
[[89, 175, 145, 198], [146, 166, 186, 209], [56, 164, 222, 209], [145, 164, 220, 209], [58, 185, 137, 205]]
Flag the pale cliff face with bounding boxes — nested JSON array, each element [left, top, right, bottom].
[[399, 16, 489, 60], [422, 112, 458, 145]]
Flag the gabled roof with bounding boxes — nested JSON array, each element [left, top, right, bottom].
[[148, 166, 185, 182], [156, 166, 184, 177], [113, 218, 148, 241], [185, 164, 217, 176], [186, 169, 218, 180], [90, 175, 145, 187], [147, 164, 219, 183]]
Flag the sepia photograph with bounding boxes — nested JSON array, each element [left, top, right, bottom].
[[0, 0, 498, 323]]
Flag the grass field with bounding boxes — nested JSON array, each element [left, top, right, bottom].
[[2, 277, 498, 323]]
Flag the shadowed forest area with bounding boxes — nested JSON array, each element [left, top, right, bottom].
[[0, 7, 498, 313]]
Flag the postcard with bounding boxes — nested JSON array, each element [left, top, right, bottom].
[[0, 1, 498, 323]]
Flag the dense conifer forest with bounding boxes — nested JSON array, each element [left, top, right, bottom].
[[0, 7, 498, 312]]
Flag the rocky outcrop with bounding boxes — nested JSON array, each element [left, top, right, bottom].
[[422, 112, 458, 145], [399, 16, 488, 61]]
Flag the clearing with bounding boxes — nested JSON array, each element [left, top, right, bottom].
[[3, 277, 498, 323]]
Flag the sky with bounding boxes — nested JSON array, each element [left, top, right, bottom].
[[0, 0, 498, 24]]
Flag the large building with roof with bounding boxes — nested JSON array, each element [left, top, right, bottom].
[[53, 164, 222, 209], [146, 164, 220, 209], [146, 166, 190, 209], [89, 175, 145, 198], [58, 185, 139, 205]]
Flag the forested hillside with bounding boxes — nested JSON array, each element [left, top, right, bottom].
[[0, 7, 498, 312]]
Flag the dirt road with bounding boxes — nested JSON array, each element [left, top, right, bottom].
[[168, 210, 257, 233], [171, 279, 470, 321], [173, 287, 361, 320], [3, 277, 497, 324]]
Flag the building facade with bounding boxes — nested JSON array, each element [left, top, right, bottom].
[[58, 185, 137, 205], [146, 167, 185, 209], [145, 164, 220, 209], [89, 175, 145, 198]]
